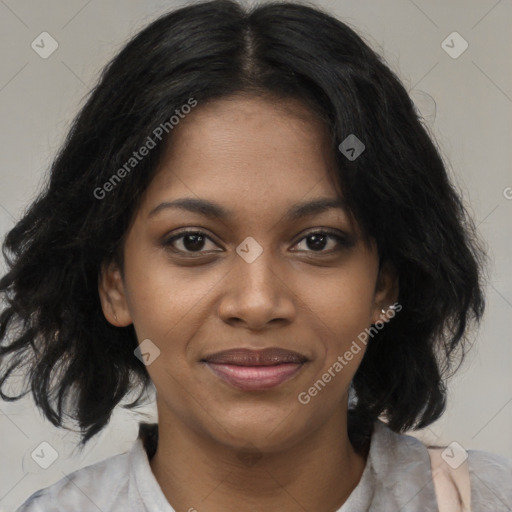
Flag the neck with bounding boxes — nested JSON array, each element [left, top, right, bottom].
[[148, 405, 369, 512]]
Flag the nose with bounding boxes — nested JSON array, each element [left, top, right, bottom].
[[217, 247, 296, 330]]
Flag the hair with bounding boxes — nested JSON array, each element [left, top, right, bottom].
[[0, 0, 486, 456]]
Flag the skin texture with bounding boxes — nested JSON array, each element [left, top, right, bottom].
[[98, 93, 399, 512]]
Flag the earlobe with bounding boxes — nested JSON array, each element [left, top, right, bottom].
[[98, 261, 133, 327], [372, 261, 399, 324]]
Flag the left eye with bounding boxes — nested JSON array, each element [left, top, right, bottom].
[[292, 231, 349, 253], [163, 230, 350, 255]]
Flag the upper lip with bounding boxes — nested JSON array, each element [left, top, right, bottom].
[[202, 348, 308, 366]]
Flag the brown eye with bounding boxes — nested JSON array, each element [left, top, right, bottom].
[[163, 230, 221, 255], [292, 230, 353, 254]]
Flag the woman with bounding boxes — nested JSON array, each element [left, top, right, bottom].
[[1, 0, 511, 510]]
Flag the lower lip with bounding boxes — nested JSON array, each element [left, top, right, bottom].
[[204, 362, 304, 391]]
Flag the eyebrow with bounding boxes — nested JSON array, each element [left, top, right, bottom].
[[147, 197, 348, 222]]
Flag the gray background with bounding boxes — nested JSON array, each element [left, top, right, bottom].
[[0, 0, 511, 510]]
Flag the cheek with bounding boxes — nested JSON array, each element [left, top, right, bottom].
[[122, 246, 221, 342], [301, 265, 377, 347], [296, 270, 375, 406]]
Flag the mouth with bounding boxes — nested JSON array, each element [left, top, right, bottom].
[[201, 347, 308, 391]]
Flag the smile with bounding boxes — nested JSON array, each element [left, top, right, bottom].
[[203, 362, 305, 391]]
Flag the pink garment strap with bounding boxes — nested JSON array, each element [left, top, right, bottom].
[[428, 447, 472, 512]]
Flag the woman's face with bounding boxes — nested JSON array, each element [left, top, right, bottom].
[[99, 94, 398, 451]]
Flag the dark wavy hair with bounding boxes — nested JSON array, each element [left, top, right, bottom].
[[0, 0, 486, 455]]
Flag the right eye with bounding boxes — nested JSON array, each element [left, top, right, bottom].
[[162, 230, 223, 256]]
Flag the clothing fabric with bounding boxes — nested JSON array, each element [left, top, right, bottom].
[[16, 420, 512, 511]]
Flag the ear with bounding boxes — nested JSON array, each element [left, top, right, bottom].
[[98, 260, 133, 327], [371, 260, 399, 324]]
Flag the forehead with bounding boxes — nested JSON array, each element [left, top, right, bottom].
[[140, 94, 342, 220]]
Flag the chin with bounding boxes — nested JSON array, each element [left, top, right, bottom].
[[207, 415, 305, 454]]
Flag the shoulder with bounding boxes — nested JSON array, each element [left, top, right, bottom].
[[366, 420, 512, 510], [15, 444, 135, 512], [466, 447, 512, 509], [360, 420, 441, 509]]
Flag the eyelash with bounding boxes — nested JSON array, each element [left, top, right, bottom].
[[162, 229, 353, 257]]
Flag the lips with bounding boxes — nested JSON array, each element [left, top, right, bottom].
[[202, 347, 308, 366], [202, 348, 308, 391]]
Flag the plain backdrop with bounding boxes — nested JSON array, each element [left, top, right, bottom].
[[0, 0, 511, 510]]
